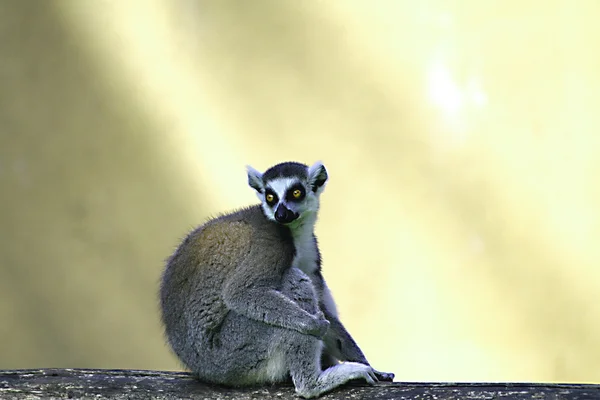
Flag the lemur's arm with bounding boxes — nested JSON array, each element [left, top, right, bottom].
[[222, 256, 329, 338]]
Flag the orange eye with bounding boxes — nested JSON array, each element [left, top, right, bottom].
[[293, 189, 302, 198], [266, 193, 274, 202]]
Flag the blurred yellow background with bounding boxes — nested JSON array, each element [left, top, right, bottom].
[[1, 0, 599, 383]]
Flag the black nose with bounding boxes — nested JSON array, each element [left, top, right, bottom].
[[275, 204, 299, 224]]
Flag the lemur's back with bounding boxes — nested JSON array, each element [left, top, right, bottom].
[[160, 205, 294, 366]]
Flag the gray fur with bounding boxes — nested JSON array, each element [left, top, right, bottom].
[[160, 161, 394, 398]]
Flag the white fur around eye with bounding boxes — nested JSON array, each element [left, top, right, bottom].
[[267, 178, 297, 200]]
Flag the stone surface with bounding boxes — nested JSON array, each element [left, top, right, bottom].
[[1, 369, 599, 399]]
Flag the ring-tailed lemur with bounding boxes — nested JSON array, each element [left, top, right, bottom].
[[160, 161, 394, 398]]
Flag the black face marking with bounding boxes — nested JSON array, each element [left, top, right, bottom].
[[285, 183, 306, 202], [263, 162, 308, 183], [264, 189, 279, 207], [275, 203, 299, 224]]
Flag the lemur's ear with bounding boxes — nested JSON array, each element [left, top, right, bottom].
[[247, 165, 264, 192], [308, 161, 328, 193]]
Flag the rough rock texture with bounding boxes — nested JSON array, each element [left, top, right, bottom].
[[0, 369, 599, 399]]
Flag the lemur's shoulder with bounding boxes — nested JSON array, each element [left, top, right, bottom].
[[179, 205, 294, 274]]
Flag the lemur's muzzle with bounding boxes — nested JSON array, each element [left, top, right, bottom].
[[275, 204, 299, 224]]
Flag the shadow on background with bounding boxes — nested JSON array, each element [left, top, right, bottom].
[[1, 0, 599, 383]]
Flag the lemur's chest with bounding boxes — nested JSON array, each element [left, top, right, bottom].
[[291, 233, 319, 275]]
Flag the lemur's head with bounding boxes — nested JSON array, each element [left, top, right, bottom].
[[247, 161, 328, 225]]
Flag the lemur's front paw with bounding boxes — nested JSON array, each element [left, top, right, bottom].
[[373, 369, 395, 382]]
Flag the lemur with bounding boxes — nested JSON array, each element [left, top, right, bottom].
[[160, 161, 394, 398]]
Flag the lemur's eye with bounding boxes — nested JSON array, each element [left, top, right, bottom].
[[286, 185, 305, 202], [265, 190, 279, 206]]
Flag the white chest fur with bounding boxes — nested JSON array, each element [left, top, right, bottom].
[[291, 228, 319, 274], [288, 212, 338, 317]]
